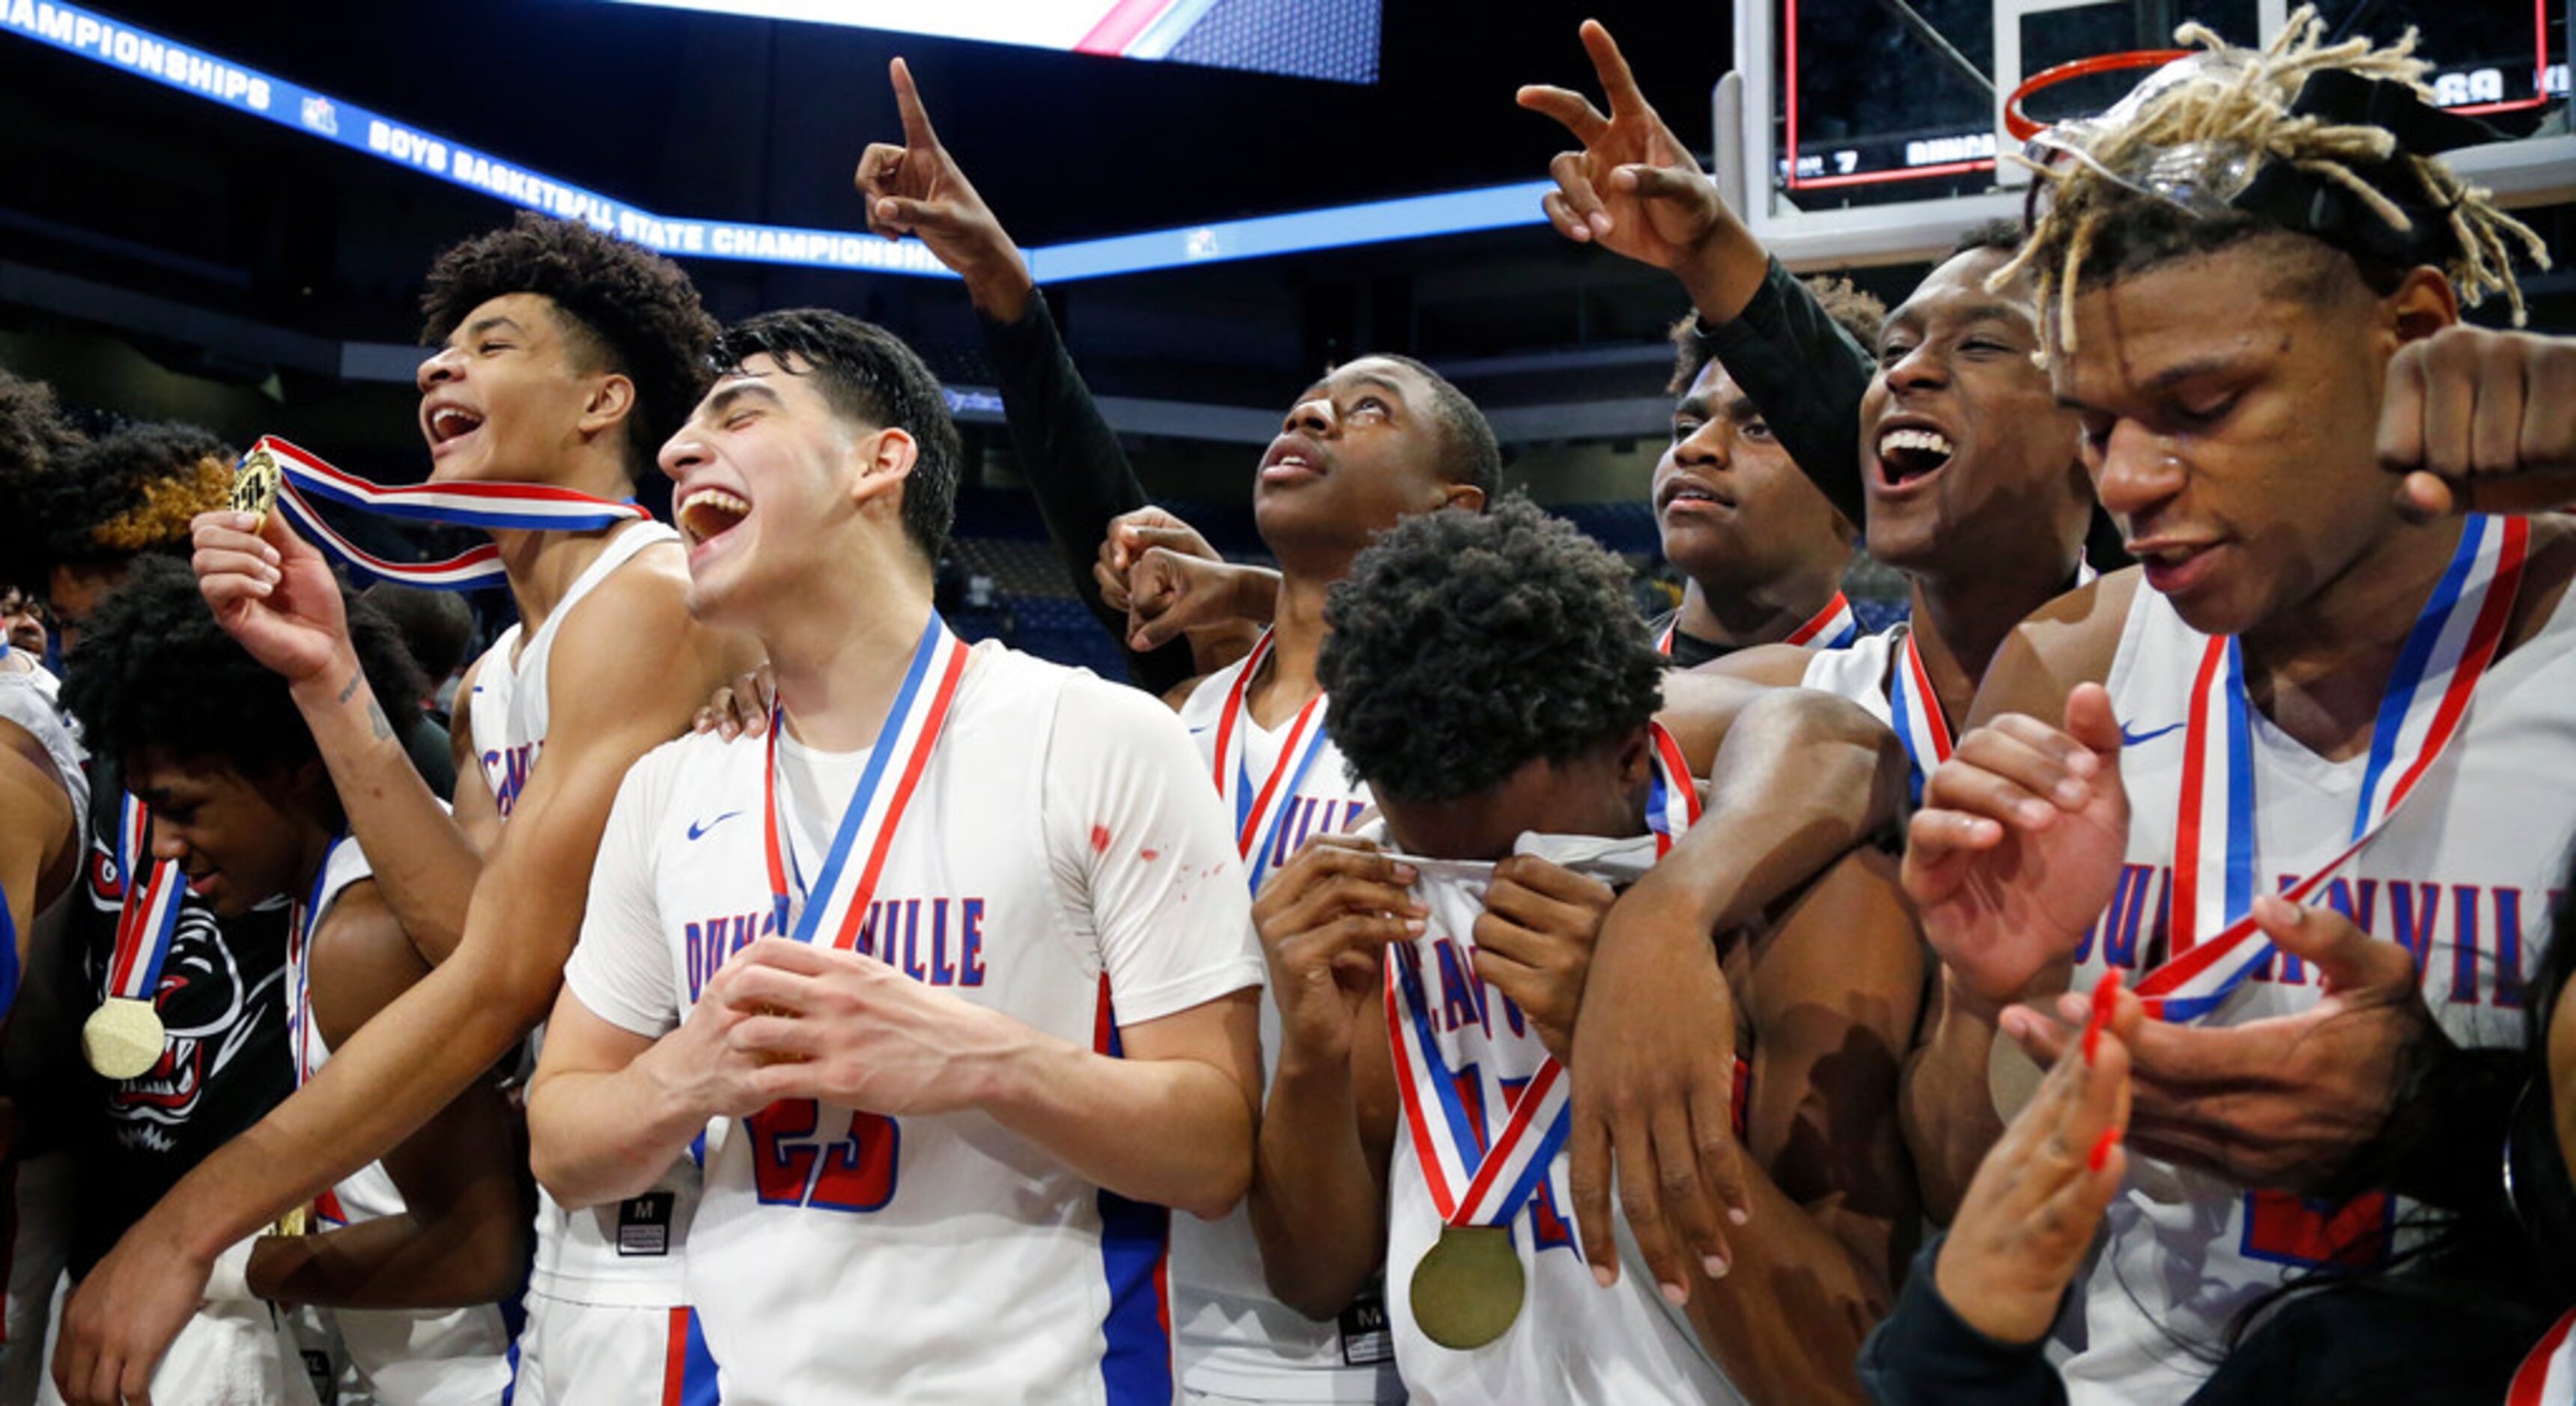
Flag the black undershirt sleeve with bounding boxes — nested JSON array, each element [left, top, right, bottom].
[[1856, 1236, 2070, 1406], [976, 290, 1197, 697], [1692, 256, 1874, 526]]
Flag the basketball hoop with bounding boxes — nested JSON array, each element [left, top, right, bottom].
[[2003, 49, 2193, 142]]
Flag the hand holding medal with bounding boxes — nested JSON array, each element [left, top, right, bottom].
[[228, 443, 284, 530]]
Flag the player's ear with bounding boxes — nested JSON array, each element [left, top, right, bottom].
[[1439, 481, 1486, 514], [578, 373, 638, 439], [1612, 723, 1655, 794], [2382, 265, 2460, 347], [849, 426, 918, 509]]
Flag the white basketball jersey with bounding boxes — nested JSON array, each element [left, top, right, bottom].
[[1797, 623, 1900, 728], [1172, 657, 1397, 1402], [463, 520, 702, 1309], [286, 842, 513, 1406], [562, 643, 1263, 1404], [1382, 831, 1747, 1406], [2059, 573, 2576, 1404]]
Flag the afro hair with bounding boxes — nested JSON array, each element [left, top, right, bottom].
[[1320, 496, 1663, 803], [64, 556, 427, 782], [19, 422, 234, 573]]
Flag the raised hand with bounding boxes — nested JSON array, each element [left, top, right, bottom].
[[1254, 836, 1424, 1069], [1094, 506, 1218, 617], [2383, 326, 2576, 518], [1933, 972, 2136, 1345], [1905, 683, 2130, 1006], [190, 508, 351, 688], [853, 57, 1032, 317], [1468, 854, 1617, 1066], [1516, 20, 1730, 275]]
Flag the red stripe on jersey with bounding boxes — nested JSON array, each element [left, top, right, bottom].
[[660, 1307, 690, 1406]]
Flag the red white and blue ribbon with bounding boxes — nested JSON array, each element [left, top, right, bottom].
[[284, 834, 353, 1090], [2509, 1309, 2576, 1405], [1208, 628, 1333, 894], [2138, 514, 2527, 1022], [1645, 721, 1701, 859], [1886, 627, 1954, 806], [1383, 731, 1698, 1232], [764, 615, 970, 951], [1655, 590, 1861, 657], [251, 436, 650, 593], [1385, 913, 1571, 1235], [105, 794, 186, 1009]]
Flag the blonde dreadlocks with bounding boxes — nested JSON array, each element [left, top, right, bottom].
[[1993, 7, 2551, 352]]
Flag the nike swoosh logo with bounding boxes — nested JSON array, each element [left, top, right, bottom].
[[687, 811, 743, 841], [2120, 721, 2184, 747], [1188, 724, 1212, 735]]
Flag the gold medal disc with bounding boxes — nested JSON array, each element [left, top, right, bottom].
[[230, 446, 284, 529], [82, 996, 167, 1080], [1987, 1029, 2049, 1124], [1409, 1224, 1525, 1351]]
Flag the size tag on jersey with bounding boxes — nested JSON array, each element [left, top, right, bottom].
[[1337, 1281, 1396, 1366], [616, 1191, 676, 1257]]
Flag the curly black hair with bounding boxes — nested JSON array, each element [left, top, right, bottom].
[[19, 422, 234, 573], [709, 308, 963, 568], [0, 369, 85, 582], [1666, 276, 1887, 396], [1351, 354, 1503, 505], [1319, 496, 1662, 803], [63, 556, 428, 782], [422, 214, 718, 481]]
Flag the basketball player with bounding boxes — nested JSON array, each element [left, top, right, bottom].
[[1895, 21, 2575, 1400], [56, 559, 521, 1405], [1647, 287, 1877, 666], [1254, 499, 1919, 1403], [62, 217, 759, 1405], [1519, 17, 2098, 1290], [528, 308, 1262, 1401], [847, 61, 1481, 1402]]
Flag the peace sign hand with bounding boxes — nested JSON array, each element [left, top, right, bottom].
[[1516, 20, 1729, 275]]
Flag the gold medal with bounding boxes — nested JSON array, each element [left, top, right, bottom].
[[82, 996, 166, 1080], [1987, 1029, 2048, 1124], [230, 445, 284, 529], [272, 1205, 309, 1238], [1408, 1224, 1524, 1350]]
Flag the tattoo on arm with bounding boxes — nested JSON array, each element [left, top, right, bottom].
[[342, 669, 395, 740]]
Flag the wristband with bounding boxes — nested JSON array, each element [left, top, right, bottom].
[[202, 1235, 261, 1303]]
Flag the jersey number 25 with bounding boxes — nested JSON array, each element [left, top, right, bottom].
[[748, 1099, 899, 1212]]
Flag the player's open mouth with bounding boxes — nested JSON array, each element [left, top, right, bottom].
[[678, 487, 753, 547], [1657, 479, 1736, 516], [1874, 426, 1954, 489], [1259, 436, 1328, 485], [425, 403, 486, 453]]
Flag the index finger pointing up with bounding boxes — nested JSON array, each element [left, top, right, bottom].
[[890, 56, 941, 150]]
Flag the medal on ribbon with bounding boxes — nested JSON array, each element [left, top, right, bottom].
[[229, 442, 284, 530], [764, 615, 970, 953], [245, 436, 651, 592], [1886, 626, 1954, 806], [1208, 628, 1333, 893], [1386, 731, 1697, 1349], [2136, 514, 2527, 1022], [85, 796, 183, 1080]]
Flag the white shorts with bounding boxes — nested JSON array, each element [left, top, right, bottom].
[[508, 1295, 715, 1406]]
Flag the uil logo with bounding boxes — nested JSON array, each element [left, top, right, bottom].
[[301, 96, 338, 135]]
